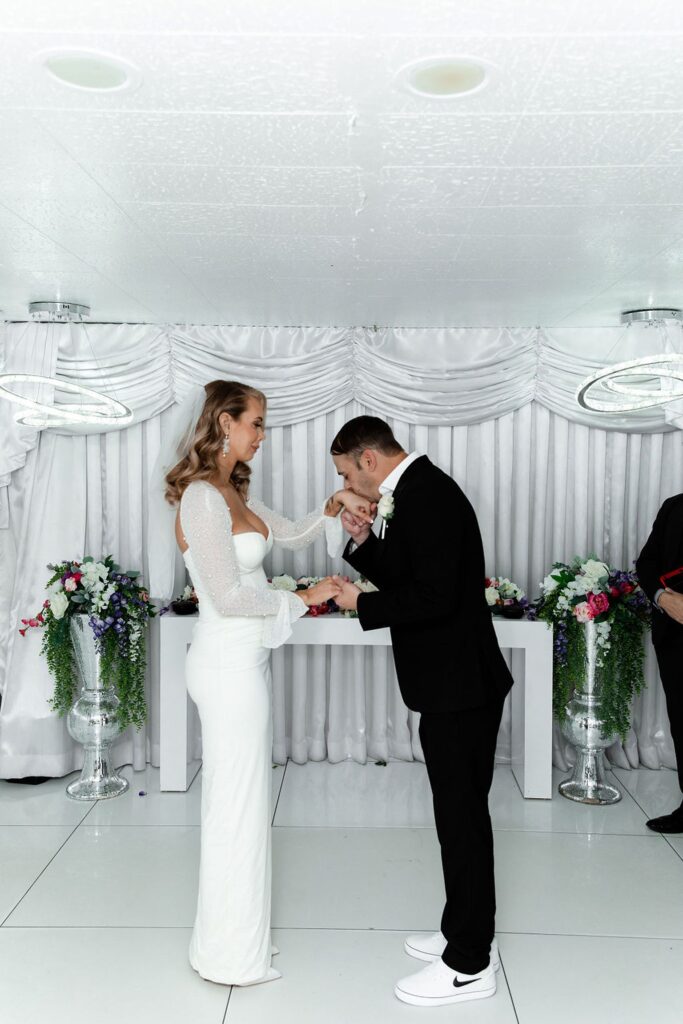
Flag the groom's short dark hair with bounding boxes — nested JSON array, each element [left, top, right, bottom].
[[330, 416, 404, 463]]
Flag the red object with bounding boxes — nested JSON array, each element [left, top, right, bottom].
[[660, 567, 683, 593], [18, 629, 26, 637], [588, 592, 609, 616]]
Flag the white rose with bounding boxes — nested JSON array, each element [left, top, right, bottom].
[[270, 574, 298, 592], [377, 494, 395, 520], [50, 591, 70, 620], [581, 559, 609, 582], [357, 579, 378, 594], [541, 573, 559, 594], [485, 586, 500, 607]]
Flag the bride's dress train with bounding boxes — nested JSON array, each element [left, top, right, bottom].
[[180, 480, 340, 985]]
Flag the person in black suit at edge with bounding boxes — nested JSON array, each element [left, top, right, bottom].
[[636, 495, 683, 834], [328, 416, 514, 1007]]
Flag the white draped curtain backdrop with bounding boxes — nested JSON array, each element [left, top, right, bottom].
[[0, 323, 681, 778]]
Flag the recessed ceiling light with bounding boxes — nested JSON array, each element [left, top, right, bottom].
[[36, 49, 141, 93], [396, 57, 493, 99]]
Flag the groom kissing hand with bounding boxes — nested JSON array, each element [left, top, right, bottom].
[[329, 415, 513, 1009]]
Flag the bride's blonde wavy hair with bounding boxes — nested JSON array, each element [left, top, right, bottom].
[[164, 380, 267, 506]]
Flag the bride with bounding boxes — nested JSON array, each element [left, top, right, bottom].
[[163, 379, 373, 987]]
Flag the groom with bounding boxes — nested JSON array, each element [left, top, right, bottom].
[[330, 416, 513, 1007]]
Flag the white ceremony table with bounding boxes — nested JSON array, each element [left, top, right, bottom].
[[156, 612, 553, 799], [157, 610, 552, 794]]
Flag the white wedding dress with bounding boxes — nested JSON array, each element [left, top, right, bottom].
[[179, 480, 341, 985]]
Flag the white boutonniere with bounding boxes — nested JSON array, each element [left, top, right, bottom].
[[377, 494, 395, 539]]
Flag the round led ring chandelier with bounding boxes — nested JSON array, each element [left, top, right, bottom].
[[0, 302, 133, 429], [576, 309, 683, 414], [0, 373, 133, 427]]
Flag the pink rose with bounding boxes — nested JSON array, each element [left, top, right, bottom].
[[574, 602, 593, 623], [64, 578, 77, 592], [587, 592, 609, 616]]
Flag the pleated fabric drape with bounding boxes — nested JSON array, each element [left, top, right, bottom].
[[1, 324, 681, 777]]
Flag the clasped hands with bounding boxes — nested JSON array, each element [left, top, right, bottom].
[[299, 574, 360, 611], [304, 490, 378, 610]]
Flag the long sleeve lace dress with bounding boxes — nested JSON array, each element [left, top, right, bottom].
[[179, 480, 341, 985]]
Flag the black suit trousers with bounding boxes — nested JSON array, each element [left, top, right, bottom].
[[653, 642, 683, 796], [418, 695, 504, 975]]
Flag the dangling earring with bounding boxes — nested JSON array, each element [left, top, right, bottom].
[[222, 433, 231, 456]]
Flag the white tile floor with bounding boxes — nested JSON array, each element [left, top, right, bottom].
[[1, 760, 682, 1024]]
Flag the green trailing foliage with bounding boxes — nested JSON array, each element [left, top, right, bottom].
[[536, 557, 651, 741], [20, 556, 155, 731]]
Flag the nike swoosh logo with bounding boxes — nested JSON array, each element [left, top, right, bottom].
[[453, 978, 478, 988]]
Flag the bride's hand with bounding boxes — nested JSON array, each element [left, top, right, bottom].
[[334, 489, 376, 525], [300, 577, 342, 607]]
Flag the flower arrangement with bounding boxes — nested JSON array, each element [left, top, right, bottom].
[[484, 576, 530, 618], [536, 557, 651, 739], [158, 585, 198, 616], [19, 556, 155, 730]]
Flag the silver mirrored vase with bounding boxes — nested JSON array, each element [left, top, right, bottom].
[[558, 619, 621, 805], [65, 614, 128, 801]]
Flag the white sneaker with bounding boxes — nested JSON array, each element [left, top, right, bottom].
[[404, 932, 500, 971], [395, 958, 496, 1007]]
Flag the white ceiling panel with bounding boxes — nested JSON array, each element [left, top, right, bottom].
[[467, 205, 683, 250], [120, 203, 361, 237], [85, 164, 364, 207], [0, 0, 575, 37], [483, 167, 643, 207], [574, 0, 683, 33], [0, 32, 360, 113], [379, 114, 521, 165], [379, 167, 496, 208], [165, 233, 355, 262], [30, 111, 356, 167], [528, 35, 683, 112], [502, 113, 683, 167], [375, 35, 554, 114], [373, 208, 477, 237], [1, 0, 683, 327]]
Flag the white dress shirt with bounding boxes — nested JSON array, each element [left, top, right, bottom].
[[378, 450, 421, 497], [347, 452, 420, 553]]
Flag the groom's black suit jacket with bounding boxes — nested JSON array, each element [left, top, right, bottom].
[[344, 455, 514, 713], [636, 493, 683, 648]]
